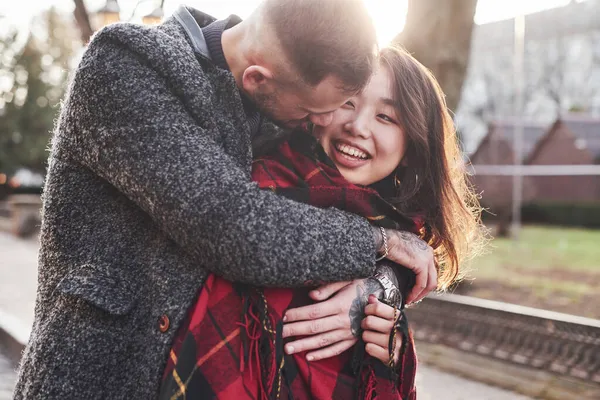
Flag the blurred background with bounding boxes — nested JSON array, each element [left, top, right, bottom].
[[0, 1, 599, 399]]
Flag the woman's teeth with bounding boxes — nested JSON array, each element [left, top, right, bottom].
[[335, 143, 369, 159]]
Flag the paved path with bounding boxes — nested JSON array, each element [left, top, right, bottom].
[[0, 346, 16, 400], [0, 232, 532, 399], [416, 365, 531, 400], [0, 232, 38, 345]]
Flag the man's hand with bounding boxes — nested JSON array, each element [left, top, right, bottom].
[[281, 278, 384, 361], [373, 227, 437, 304]]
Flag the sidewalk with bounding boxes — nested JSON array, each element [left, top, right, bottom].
[[0, 232, 38, 346], [0, 232, 532, 399], [0, 349, 16, 400]]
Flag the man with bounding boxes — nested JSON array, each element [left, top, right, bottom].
[[14, 0, 436, 398]]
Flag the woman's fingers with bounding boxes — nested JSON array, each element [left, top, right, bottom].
[[361, 315, 394, 334], [364, 296, 395, 320], [364, 332, 403, 365], [362, 297, 404, 365], [365, 343, 389, 363], [362, 330, 389, 348], [305, 339, 357, 361]]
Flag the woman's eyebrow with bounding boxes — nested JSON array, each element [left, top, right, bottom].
[[380, 97, 397, 107]]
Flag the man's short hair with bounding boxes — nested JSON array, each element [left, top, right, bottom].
[[262, 0, 378, 93]]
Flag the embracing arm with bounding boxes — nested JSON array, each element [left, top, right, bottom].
[[59, 31, 376, 287], [373, 227, 436, 304]]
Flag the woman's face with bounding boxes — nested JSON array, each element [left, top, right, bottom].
[[315, 65, 408, 186]]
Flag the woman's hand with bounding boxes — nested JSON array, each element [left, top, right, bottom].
[[362, 294, 402, 365]]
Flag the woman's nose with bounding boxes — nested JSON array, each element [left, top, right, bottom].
[[345, 117, 370, 139]]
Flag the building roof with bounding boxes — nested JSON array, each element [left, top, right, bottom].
[[560, 114, 600, 160], [471, 119, 549, 162]]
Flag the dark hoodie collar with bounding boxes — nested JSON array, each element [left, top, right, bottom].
[[172, 6, 241, 70]]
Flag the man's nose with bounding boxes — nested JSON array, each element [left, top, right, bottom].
[[309, 112, 334, 127]]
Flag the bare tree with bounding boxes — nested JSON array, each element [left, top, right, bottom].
[[394, 0, 478, 112], [533, 36, 595, 115], [73, 0, 94, 44]]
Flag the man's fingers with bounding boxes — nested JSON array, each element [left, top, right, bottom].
[[407, 267, 427, 305], [309, 281, 352, 301], [428, 259, 438, 290], [284, 329, 354, 355], [305, 339, 357, 362], [284, 299, 340, 322], [362, 330, 389, 348], [361, 315, 394, 334], [412, 260, 438, 304], [282, 315, 346, 338]]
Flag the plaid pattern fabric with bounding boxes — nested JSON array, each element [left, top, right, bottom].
[[160, 132, 420, 400]]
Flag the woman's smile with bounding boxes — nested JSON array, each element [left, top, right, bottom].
[[330, 139, 372, 169]]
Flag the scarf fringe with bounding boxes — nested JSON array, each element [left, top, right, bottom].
[[237, 287, 285, 400]]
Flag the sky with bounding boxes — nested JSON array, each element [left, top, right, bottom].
[[0, 0, 588, 46]]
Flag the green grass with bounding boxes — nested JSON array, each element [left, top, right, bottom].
[[460, 225, 600, 317], [473, 225, 600, 274]]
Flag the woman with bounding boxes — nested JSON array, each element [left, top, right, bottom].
[[160, 45, 484, 399]]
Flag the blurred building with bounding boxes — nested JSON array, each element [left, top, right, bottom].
[[457, 0, 600, 153], [470, 114, 600, 208], [469, 120, 546, 207], [526, 115, 600, 202]]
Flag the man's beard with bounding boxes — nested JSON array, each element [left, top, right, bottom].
[[251, 90, 306, 129]]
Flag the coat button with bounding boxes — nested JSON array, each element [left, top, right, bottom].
[[158, 314, 170, 333]]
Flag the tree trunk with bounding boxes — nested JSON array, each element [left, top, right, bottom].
[[394, 0, 478, 112], [73, 0, 94, 44]]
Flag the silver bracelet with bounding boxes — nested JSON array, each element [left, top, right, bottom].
[[375, 227, 389, 262]]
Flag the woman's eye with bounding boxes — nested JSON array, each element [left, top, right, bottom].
[[378, 114, 394, 123]]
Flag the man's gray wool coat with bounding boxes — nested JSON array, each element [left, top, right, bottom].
[[13, 10, 377, 400]]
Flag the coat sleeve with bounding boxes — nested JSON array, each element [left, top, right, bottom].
[[57, 31, 377, 288]]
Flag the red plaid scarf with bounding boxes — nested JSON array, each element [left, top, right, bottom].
[[160, 131, 420, 400]]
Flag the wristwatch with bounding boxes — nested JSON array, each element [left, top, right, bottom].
[[372, 272, 402, 308]]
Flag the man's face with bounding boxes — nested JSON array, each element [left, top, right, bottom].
[[248, 76, 352, 129]]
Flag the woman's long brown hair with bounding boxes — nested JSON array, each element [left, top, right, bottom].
[[377, 45, 486, 289]]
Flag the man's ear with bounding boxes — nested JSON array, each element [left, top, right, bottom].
[[242, 65, 274, 92]]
